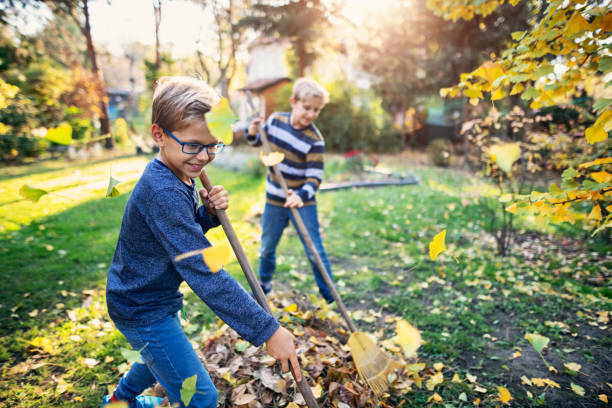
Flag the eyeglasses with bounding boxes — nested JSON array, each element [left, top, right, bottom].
[[161, 127, 225, 155]]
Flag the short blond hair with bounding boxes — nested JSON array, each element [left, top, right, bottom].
[[152, 76, 221, 131], [291, 78, 329, 105]]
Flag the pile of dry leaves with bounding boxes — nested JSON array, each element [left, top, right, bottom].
[[154, 291, 418, 407]]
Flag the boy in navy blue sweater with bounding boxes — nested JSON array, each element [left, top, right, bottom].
[[104, 77, 299, 408]]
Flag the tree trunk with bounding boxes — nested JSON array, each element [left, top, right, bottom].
[[296, 37, 306, 77], [82, 0, 113, 149], [154, 0, 162, 69]]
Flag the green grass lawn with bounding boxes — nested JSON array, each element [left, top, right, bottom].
[[0, 152, 610, 407]]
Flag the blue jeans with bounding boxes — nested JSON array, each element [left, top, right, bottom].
[[259, 203, 334, 303], [113, 313, 217, 408]]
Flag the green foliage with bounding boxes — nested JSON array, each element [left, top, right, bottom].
[[316, 80, 399, 152], [112, 118, 130, 145]]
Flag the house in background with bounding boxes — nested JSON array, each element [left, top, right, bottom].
[[232, 37, 292, 140]]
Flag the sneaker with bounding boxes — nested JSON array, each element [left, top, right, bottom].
[[101, 394, 164, 408], [260, 280, 272, 295]]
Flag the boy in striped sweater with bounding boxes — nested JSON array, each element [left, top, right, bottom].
[[247, 78, 335, 303]]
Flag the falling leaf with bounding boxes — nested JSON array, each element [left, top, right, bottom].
[[121, 347, 144, 364], [426, 372, 443, 390], [498, 386, 512, 404], [571, 382, 585, 396], [489, 143, 521, 174], [45, 123, 72, 145], [206, 98, 236, 145], [19, 185, 48, 202], [181, 374, 198, 407], [202, 245, 231, 273], [525, 332, 549, 353], [260, 151, 285, 167], [106, 174, 121, 198], [429, 230, 447, 260], [396, 319, 422, 358], [564, 362, 581, 372]]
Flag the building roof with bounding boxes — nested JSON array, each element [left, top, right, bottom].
[[239, 77, 291, 93]]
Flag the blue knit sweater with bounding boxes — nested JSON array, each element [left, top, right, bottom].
[[106, 158, 279, 346]]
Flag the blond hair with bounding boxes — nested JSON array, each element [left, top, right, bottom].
[[152, 76, 221, 131], [291, 78, 329, 104]]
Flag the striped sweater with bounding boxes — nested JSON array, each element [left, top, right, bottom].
[[247, 112, 324, 206]]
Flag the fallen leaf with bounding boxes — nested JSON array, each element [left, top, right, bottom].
[[466, 373, 477, 383], [82, 358, 99, 368], [571, 382, 585, 396], [474, 386, 487, 393], [498, 386, 512, 404], [525, 332, 549, 353], [428, 392, 443, 403], [599, 394, 608, 403], [396, 319, 422, 358], [564, 362, 581, 372], [426, 372, 443, 390]]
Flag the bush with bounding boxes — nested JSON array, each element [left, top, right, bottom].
[[271, 79, 401, 153], [113, 117, 130, 145], [0, 134, 47, 162], [427, 138, 451, 167]]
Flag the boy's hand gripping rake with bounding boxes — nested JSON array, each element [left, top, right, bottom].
[[198, 170, 320, 408], [255, 121, 403, 395]]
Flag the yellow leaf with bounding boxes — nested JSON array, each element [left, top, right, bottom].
[[452, 373, 462, 383], [426, 372, 444, 390], [506, 203, 518, 214], [311, 383, 323, 399], [592, 171, 612, 183], [510, 82, 524, 95], [586, 110, 612, 144], [549, 365, 558, 374], [433, 362, 445, 372], [466, 373, 477, 383], [30, 337, 53, 353], [543, 379, 560, 389], [599, 394, 608, 403], [429, 230, 447, 260], [474, 385, 487, 393], [566, 12, 591, 36], [588, 205, 602, 221], [202, 245, 231, 273], [521, 376, 532, 386], [284, 303, 298, 313], [498, 386, 512, 404], [396, 319, 422, 358], [491, 87, 505, 101], [45, 123, 72, 145], [405, 363, 426, 376], [489, 143, 520, 174], [260, 151, 285, 166], [564, 362, 582, 372], [428, 393, 443, 403], [476, 61, 505, 85], [571, 382, 585, 396], [579, 157, 612, 168]]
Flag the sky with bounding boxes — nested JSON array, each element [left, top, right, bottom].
[[9, 0, 388, 57]]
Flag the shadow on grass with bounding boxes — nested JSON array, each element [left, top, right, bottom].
[[0, 165, 265, 338], [0, 152, 149, 182]]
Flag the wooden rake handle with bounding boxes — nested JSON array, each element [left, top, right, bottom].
[[257, 125, 357, 333], [198, 170, 319, 408]]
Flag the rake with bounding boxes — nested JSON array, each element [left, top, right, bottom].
[[254, 118, 403, 395], [198, 170, 319, 408]]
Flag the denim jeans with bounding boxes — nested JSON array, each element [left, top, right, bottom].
[[113, 313, 218, 408], [259, 203, 334, 302]]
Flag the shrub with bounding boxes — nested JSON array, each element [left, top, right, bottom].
[[427, 138, 452, 167]]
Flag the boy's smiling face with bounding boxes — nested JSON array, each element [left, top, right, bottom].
[[152, 120, 219, 184], [289, 96, 325, 129]]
